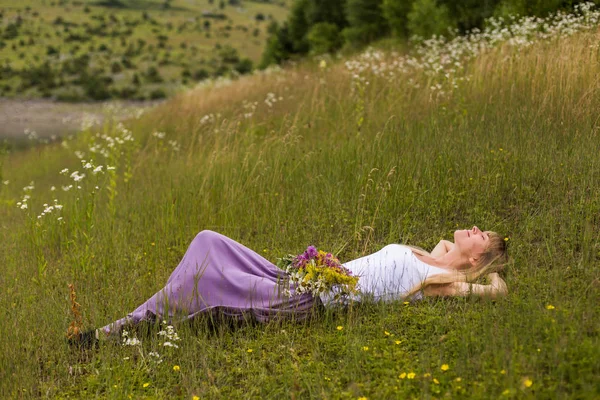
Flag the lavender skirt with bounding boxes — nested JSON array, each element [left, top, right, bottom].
[[101, 230, 319, 334]]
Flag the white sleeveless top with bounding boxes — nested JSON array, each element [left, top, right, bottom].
[[319, 244, 451, 305]]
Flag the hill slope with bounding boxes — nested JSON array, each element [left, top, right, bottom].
[[0, 0, 291, 100], [1, 6, 599, 398]]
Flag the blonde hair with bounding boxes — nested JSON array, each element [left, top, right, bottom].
[[404, 232, 508, 299]]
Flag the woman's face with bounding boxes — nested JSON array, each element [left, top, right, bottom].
[[454, 226, 489, 260]]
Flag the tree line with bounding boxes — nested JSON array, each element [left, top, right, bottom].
[[260, 0, 596, 66]]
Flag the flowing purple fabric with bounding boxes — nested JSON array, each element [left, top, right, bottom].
[[101, 230, 319, 334]]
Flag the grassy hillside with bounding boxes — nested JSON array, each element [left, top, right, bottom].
[[0, 0, 291, 101], [1, 6, 599, 399]]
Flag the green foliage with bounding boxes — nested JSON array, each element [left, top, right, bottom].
[[218, 44, 240, 63], [259, 21, 294, 68], [2, 19, 600, 397], [407, 0, 455, 37], [305, 0, 348, 28], [234, 57, 253, 74], [307, 22, 342, 55], [343, 0, 389, 46], [0, 0, 285, 101], [144, 66, 163, 83], [382, 0, 415, 37], [83, 72, 113, 100], [440, 0, 500, 33], [149, 88, 167, 99], [19, 61, 56, 90], [193, 68, 210, 81], [287, 0, 310, 53], [494, 0, 574, 18]]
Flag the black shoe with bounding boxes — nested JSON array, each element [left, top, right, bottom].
[[68, 329, 99, 350]]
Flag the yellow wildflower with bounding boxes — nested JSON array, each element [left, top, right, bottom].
[[407, 372, 416, 379], [441, 364, 449, 371], [524, 378, 533, 388], [358, 397, 368, 400], [247, 349, 253, 353], [193, 396, 200, 400], [173, 365, 180, 372], [433, 378, 439, 384], [362, 346, 369, 351], [546, 304, 555, 310], [336, 326, 343, 331], [500, 369, 506, 375], [502, 389, 510, 396], [399, 372, 407, 379], [143, 382, 150, 388], [423, 373, 431, 378], [384, 331, 390, 336], [455, 377, 462, 382], [403, 301, 410, 305], [395, 340, 401, 345]]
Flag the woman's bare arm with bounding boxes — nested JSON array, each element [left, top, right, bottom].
[[423, 274, 508, 299], [429, 240, 454, 258]]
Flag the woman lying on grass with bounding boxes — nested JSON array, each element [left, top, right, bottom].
[[72, 227, 508, 348]]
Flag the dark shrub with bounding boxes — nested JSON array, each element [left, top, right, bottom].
[[118, 86, 137, 99], [149, 88, 167, 99], [145, 66, 163, 83], [307, 22, 342, 55], [111, 61, 123, 73], [193, 68, 209, 80], [234, 57, 253, 74]]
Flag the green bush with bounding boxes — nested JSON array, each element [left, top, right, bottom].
[[111, 61, 123, 74], [343, 0, 389, 46], [20, 61, 56, 90], [407, 0, 455, 38], [145, 66, 163, 83], [259, 21, 294, 68], [117, 85, 138, 99], [193, 68, 209, 80], [382, 0, 415, 38], [307, 22, 342, 55], [493, 0, 566, 19], [149, 88, 167, 99], [440, 0, 500, 32], [219, 45, 240, 63], [234, 57, 253, 74]]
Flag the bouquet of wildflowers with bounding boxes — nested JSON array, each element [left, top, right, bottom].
[[276, 245, 359, 298]]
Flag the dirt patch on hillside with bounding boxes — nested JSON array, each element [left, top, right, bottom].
[[0, 99, 162, 140]]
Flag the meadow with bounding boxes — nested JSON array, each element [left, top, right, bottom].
[[0, 0, 291, 101], [1, 4, 599, 399]]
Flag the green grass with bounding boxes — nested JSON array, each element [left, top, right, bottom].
[[0, 0, 292, 100], [1, 17, 599, 399]]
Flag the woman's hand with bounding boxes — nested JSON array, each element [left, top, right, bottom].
[[430, 240, 455, 258]]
